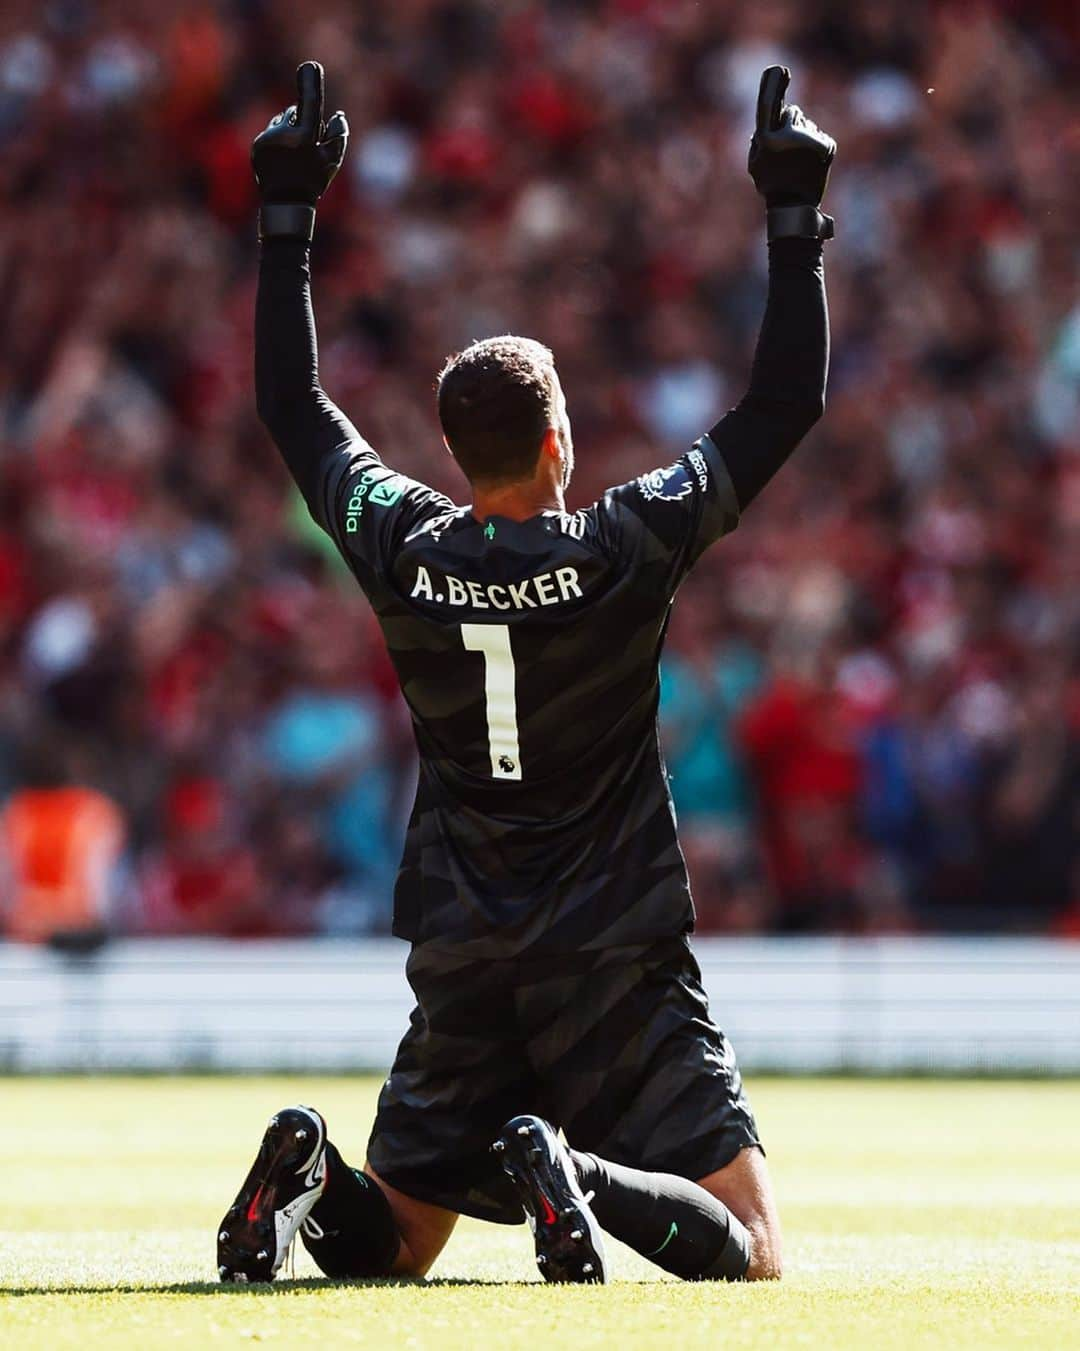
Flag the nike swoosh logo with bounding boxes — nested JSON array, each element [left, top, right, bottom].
[[647, 1221, 679, 1256], [303, 1150, 326, 1191], [246, 1185, 265, 1223]]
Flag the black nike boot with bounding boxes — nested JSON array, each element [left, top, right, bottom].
[[217, 1105, 328, 1282], [493, 1115, 608, 1284]]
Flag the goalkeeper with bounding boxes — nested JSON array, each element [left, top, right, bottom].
[[216, 61, 835, 1286]]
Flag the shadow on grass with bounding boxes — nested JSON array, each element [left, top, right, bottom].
[[2, 1276, 543, 1296]]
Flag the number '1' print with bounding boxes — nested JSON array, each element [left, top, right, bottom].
[[461, 624, 522, 780]]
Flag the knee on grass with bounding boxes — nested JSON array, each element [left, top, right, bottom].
[[744, 1224, 783, 1282]]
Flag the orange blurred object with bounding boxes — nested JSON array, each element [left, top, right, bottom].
[[0, 787, 125, 943]]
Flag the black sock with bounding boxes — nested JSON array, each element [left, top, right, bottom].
[[300, 1142, 401, 1278], [569, 1150, 751, 1281]]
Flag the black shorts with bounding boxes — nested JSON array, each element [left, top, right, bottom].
[[366, 936, 761, 1223]]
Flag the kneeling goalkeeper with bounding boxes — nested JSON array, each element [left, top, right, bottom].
[[217, 60, 835, 1285]]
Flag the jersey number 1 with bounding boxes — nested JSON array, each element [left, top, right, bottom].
[[461, 624, 522, 781]]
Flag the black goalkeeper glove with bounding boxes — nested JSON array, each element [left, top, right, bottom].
[[748, 66, 836, 241], [252, 61, 349, 241]]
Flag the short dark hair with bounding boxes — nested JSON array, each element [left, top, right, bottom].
[[437, 335, 557, 486]]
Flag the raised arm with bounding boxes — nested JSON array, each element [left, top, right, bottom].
[[252, 63, 454, 573], [251, 61, 372, 524], [593, 67, 836, 594], [256, 238, 368, 515], [709, 66, 835, 510]]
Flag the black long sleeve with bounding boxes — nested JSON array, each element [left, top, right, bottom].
[[255, 238, 370, 519], [709, 237, 828, 511]]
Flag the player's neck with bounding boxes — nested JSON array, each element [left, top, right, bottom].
[[470, 481, 565, 523]]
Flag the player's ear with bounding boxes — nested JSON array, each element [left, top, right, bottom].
[[541, 426, 561, 461]]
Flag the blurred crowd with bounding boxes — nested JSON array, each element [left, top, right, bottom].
[[0, 0, 1077, 943]]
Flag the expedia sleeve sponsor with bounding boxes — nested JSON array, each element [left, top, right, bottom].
[[344, 468, 408, 533]]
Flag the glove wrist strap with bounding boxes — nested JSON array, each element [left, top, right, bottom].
[[766, 205, 834, 242], [258, 203, 316, 242]]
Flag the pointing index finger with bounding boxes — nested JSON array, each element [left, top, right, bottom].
[[295, 60, 324, 138], [756, 65, 790, 134]]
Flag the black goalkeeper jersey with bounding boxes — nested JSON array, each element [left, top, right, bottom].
[[255, 236, 828, 955], [309, 431, 739, 953]]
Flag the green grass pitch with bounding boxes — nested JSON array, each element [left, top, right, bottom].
[[2, 1076, 1078, 1349]]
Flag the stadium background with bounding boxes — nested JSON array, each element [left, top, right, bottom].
[[0, 0, 1077, 953], [3, 10, 1079, 1344]]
